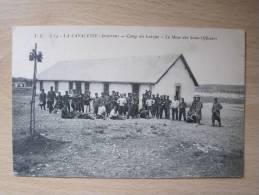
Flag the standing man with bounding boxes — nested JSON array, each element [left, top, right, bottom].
[[47, 86, 56, 113], [155, 94, 161, 119], [83, 91, 91, 114], [63, 91, 71, 112], [117, 94, 127, 115], [195, 96, 203, 125], [160, 96, 166, 119], [104, 93, 111, 117], [55, 92, 63, 110], [146, 96, 155, 118], [165, 96, 171, 119], [93, 93, 100, 115], [39, 89, 46, 110], [151, 94, 157, 118], [212, 97, 223, 127], [178, 98, 187, 121], [171, 96, 179, 120]]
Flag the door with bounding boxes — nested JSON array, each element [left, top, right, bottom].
[[103, 83, 109, 95], [75, 81, 81, 94], [175, 84, 181, 100], [132, 84, 139, 95]]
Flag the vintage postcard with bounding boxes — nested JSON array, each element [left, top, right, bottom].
[[12, 26, 245, 178]]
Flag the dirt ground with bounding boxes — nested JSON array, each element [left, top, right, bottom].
[[12, 95, 244, 178]]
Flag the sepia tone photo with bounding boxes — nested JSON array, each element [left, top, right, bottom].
[[12, 26, 245, 178]]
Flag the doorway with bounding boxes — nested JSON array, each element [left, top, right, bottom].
[[175, 84, 181, 100]]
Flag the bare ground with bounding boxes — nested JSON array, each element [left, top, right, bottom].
[[12, 95, 244, 178]]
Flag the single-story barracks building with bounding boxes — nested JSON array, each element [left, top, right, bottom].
[[36, 54, 198, 103]]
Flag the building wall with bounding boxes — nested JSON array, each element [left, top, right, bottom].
[[110, 83, 132, 95], [37, 81, 55, 94], [89, 83, 104, 96], [152, 58, 196, 103], [59, 81, 69, 95]]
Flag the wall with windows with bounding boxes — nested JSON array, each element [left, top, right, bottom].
[[36, 81, 54, 94], [110, 83, 132, 95]]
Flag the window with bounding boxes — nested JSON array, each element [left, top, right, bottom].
[[85, 82, 89, 93], [54, 81, 59, 92], [103, 83, 109, 95], [40, 81, 43, 91], [175, 84, 181, 100]]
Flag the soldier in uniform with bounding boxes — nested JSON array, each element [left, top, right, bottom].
[[195, 96, 203, 125], [165, 96, 172, 119], [63, 91, 71, 112], [55, 92, 63, 110], [178, 98, 187, 121], [132, 93, 139, 118], [212, 97, 223, 127], [93, 93, 100, 115], [104, 94, 111, 117], [171, 96, 179, 120], [160, 95, 166, 119], [47, 86, 56, 113], [155, 94, 161, 118], [39, 89, 46, 110], [151, 94, 157, 118]]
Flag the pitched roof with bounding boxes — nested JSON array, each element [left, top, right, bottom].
[[37, 54, 198, 86]]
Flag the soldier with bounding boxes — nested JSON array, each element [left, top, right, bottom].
[[82, 91, 91, 114], [171, 96, 179, 120], [93, 93, 100, 115], [104, 94, 111, 116], [47, 86, 56, 113], [39, 89, 46, 110], [110, 105, 125, 120], [165, 96, 172, 119], [142, 94, 147, 110], [151, 94, 157, 118], [127, 93, 133, 119], [212, 98, 223, 127], [178, 98, 187, 121], [117, 94, 127, 115], [63, 91, 71, 112], [155, 94, 161, 118], [132, 93, 139, 118], [97, 102, 106, 119], [195, 96, 203, 125], [160, 96, 166, 119], [55, 92, 63, 110], [146, 96, 155, 118]]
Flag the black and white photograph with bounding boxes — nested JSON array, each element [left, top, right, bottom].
[[12, 26, 245, 178]]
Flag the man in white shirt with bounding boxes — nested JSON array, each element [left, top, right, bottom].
[[110, 105, 124, 120], [97, 103, 106, 119], [117, 94, 127, 115], [171, 96, 179, 120], [146, 97, 155, 117]]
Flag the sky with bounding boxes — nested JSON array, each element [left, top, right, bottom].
[[12, 26, 245, 85]]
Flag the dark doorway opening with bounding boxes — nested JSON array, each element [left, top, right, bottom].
[[103, 83, 109, 95], [75, 81, 81, 94], [175, 84, 181, 100], [132, 84, 139, 96]]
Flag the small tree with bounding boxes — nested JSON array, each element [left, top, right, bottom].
[[29, 43, 43, 136]]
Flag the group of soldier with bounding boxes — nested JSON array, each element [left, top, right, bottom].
[[39, 86, 223, 127]]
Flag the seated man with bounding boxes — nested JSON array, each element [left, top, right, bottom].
[[110, 105, 125, 120], [96, 103, 106, 119], [139, 108, 150, 119], [61, 105, 73, 119], [186, 109, 197, 123]]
